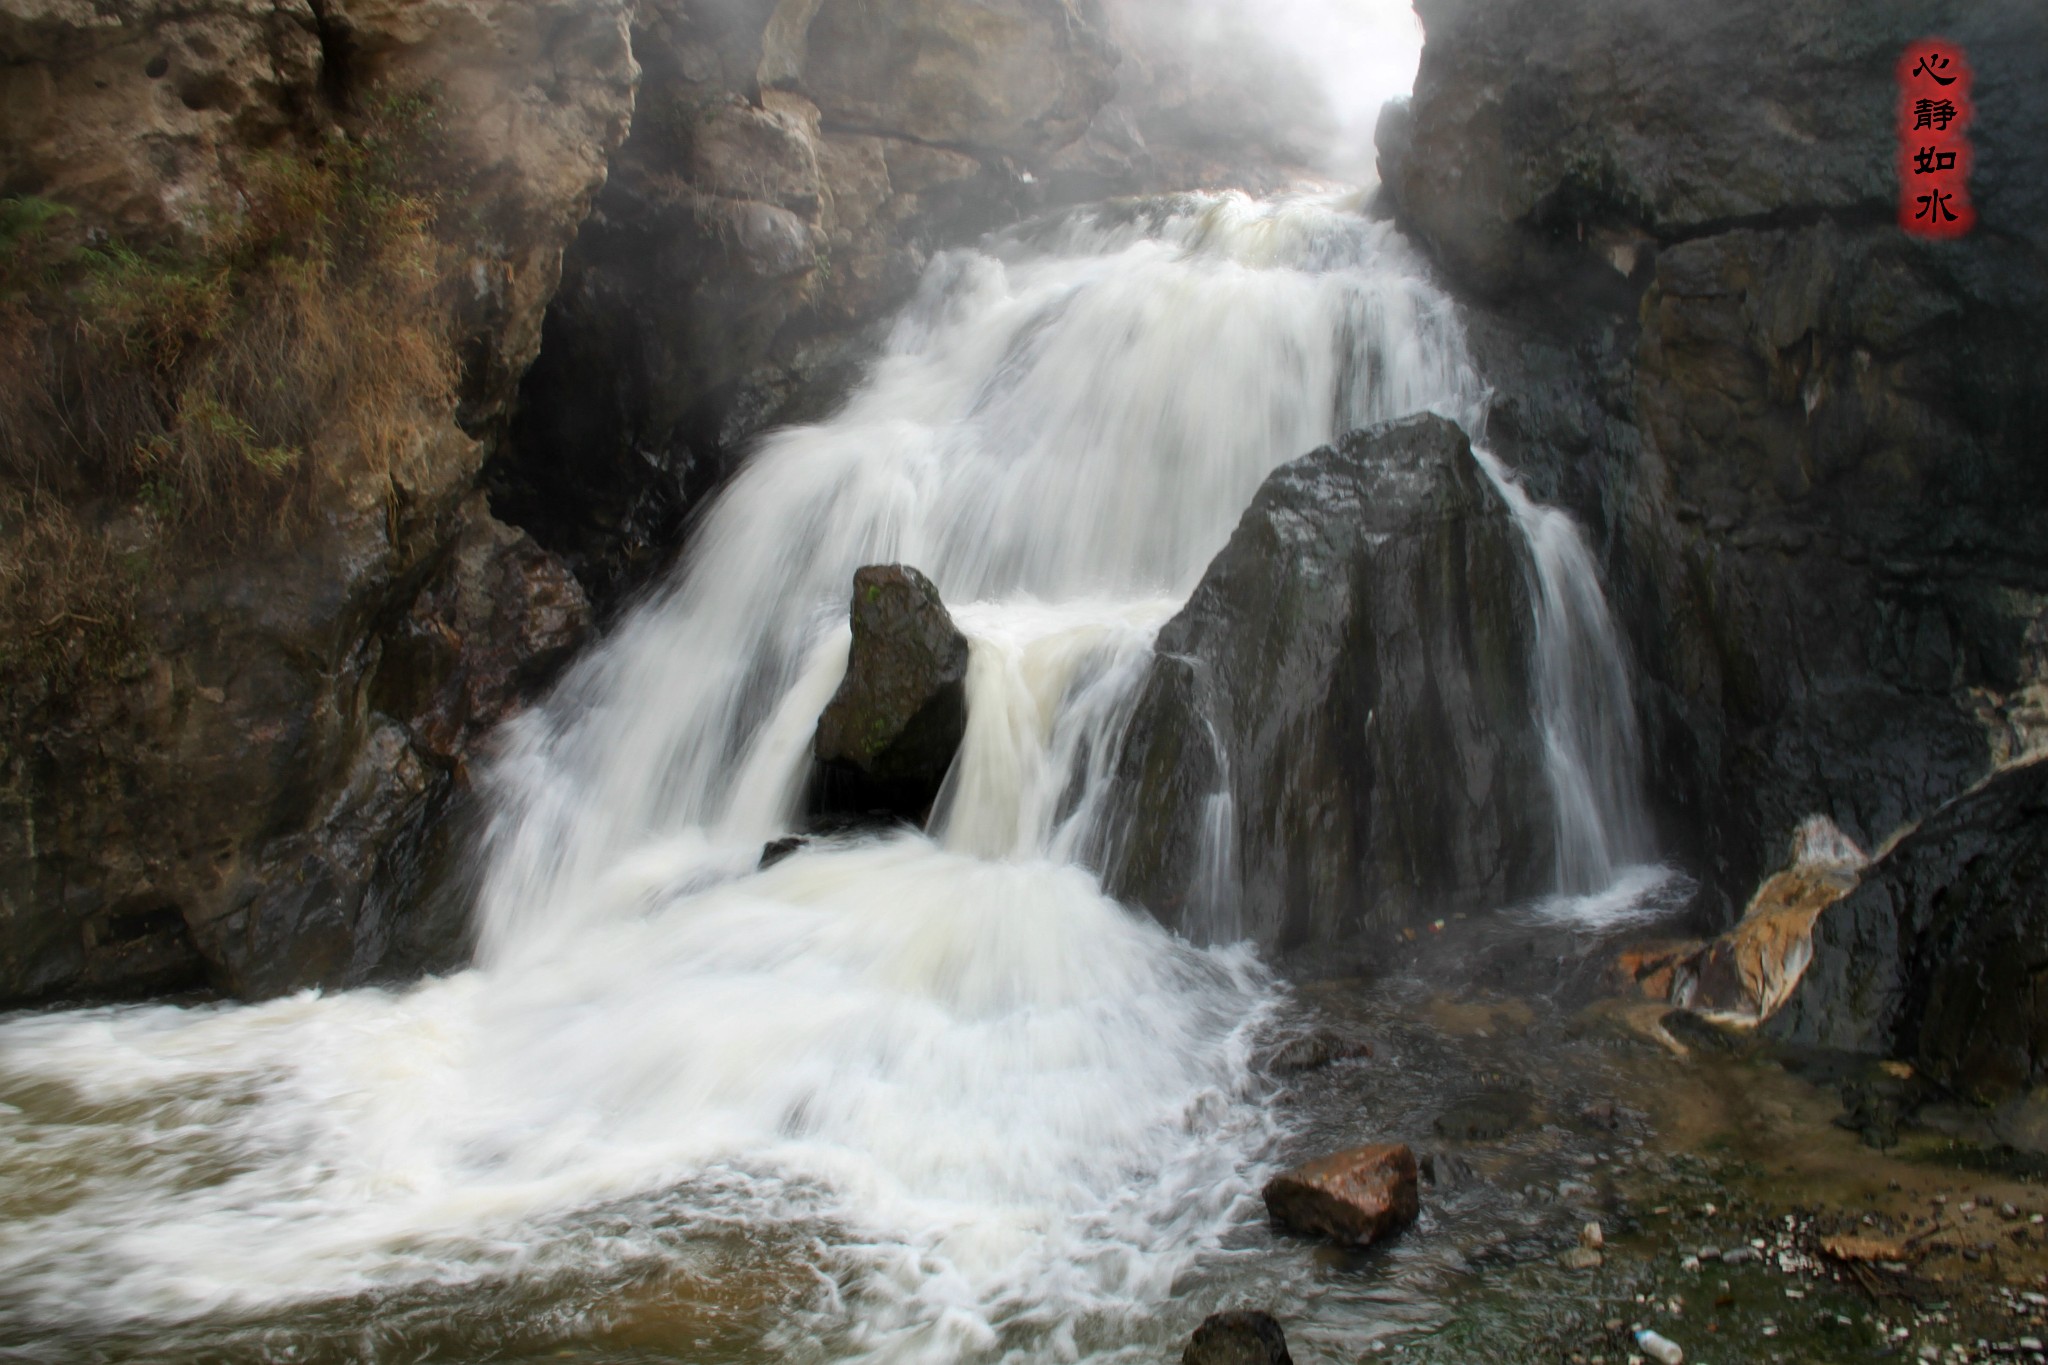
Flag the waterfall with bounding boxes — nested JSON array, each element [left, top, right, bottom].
[[1469, 453, 1659, 899], [0, 189, 1661, 1360]]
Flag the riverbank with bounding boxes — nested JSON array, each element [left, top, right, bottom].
[[1261, 911, 2048, 1364]]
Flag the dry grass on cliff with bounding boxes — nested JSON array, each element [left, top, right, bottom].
[[0, 105, 456, 690]]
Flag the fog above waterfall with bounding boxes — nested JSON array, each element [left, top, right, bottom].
[[1106, 0, 1425, 180]]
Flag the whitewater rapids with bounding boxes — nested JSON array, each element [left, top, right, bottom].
[[0, 189, 1656, 1362]]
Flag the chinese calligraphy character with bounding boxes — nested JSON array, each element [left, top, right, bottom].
[[1913, 98, 1958, 131], [1916, 188, 1958, 223], [1912, 52, 1957, 85], [1898, 39, 1974, 239]]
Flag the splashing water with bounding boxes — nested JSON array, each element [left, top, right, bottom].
[[0, 190, 1662, 1360]]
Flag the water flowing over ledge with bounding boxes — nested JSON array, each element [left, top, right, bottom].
[[0, 189, 1665, 1361]]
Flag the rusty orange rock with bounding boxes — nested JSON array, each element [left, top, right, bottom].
[[1262, 1143, 1420, 1247]]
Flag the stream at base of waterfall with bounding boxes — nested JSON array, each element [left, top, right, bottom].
[[0, 190, 1681, 1364]]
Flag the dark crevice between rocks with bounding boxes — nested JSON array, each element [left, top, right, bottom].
[[302, 0, 354, 117]]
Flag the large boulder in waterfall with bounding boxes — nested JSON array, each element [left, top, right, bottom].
[[1767, 757, 2048, 1104], [1100, 414, 1552, 954], [812, 565, 971, 823]]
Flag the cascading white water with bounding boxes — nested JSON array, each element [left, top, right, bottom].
[[1470, 453, 1656, 894], [0, 189, 1659, 1361]]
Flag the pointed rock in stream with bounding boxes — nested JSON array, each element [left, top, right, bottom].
[[811, 564, 970, 824], [1263, 1142, 1420, 1248]]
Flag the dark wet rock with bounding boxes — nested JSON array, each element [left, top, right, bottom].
[[1384, 0, 1890, 300], [1263, 1143, 1421, 1249], [1769, 758, 2048, 1105], [1435, 1089, 1536, 1142], [188, 499, 591, 1001], [1256, 1027, 1373, 1077], [1992, 1091, 2048, 1158], [1379, 0, 2048, 926], [1182, 1309, 1293, 1365], [1100, 414, 1552, 954], [811, 565, 970, 823], [759, 836, 809, 870]]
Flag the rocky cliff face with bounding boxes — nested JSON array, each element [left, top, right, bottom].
[[1101, 416, 1553, 957], [1378, 0, 2048, 920], [0, 0, 635, 1004], [0, 0, 1128, 1007], [493, 0, 1119, 606]]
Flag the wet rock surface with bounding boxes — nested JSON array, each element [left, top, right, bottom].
[[1256, 1027, 1374, 1077], [1263, 1143, 1421, 1250], [1102, 413, 1552, 953], [1380, 0, 2048, 923], [1435, 1088, 1536, 1142], [1182, 1309, 1293, 1365], [811, 565, 970, 824]]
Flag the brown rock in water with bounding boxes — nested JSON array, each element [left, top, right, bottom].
[[812, 565, 970, 822], [1262, 1143, 1420, 1248], [1183, 1310, 1293, 1365]]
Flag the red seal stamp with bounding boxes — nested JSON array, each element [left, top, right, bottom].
[[1897, 39, 1974, 239]]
